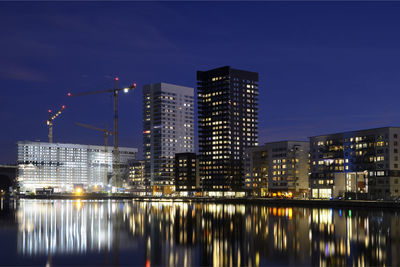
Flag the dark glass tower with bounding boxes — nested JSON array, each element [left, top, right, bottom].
[[197, 66, 259, 192]]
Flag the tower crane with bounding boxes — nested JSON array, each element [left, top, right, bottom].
[[75, 122, 113, 151], [68, 78, 136, 188], [75, 122, 114, 185], [47, 105, 66, 143]]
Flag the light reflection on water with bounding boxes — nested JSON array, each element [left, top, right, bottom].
[[0, 198, 400, 266]]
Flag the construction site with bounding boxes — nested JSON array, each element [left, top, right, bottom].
[[16, 78, 139, 194]]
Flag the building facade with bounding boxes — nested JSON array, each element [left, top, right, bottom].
[[310, 127, 400, 200], [174, 153, 199, 195], [17, 141, 137, 193], [197, 66, 258, 194], [143, 83, 194, 191], [244, 146, 268, 196], [245, 141, 309, 197], [127, 160, 148, 195]]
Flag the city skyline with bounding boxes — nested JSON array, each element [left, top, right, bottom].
[[2, 2, 400, 266], [2, 2, 400, 163]]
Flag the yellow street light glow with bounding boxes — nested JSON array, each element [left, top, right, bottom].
[[76, 200, 82, 209], [75, 187, 83, 195], [123, 88, 130, 93]]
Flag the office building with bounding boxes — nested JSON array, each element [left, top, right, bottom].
[[245, 141, 309, 197], [143, 83, 194, 193], [129, 160, 146, 187], [127, 160, 149, 195], [197, 66, 258, 195], [174, 153, 199, 195], [17, 141, 137, 193], [310, 127, 400, 199]]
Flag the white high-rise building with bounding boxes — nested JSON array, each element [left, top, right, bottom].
[[17, 141, 137, 193], [143, 83, 194, 188]]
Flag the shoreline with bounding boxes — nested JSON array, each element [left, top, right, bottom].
[[8, 195, 400, 210]]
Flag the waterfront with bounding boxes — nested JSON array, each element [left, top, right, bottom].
[[0, 198, 399, 266]]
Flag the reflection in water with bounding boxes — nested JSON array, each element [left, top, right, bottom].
[[17, 200, 114, 255], [6, 199, 400, 266]]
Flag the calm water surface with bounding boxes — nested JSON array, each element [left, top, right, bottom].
[[0, 198, 399, 266]]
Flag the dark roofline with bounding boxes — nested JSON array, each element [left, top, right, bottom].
[[245, 140, 308, 151], [264, 140, 309, 145], [197, 66, 258, 79], [309, 126, 400, 138], [197, 65, 230, 73], [142, 82, 193, 90]]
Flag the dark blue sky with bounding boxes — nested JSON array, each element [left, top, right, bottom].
[[1, 2, 400, 163]]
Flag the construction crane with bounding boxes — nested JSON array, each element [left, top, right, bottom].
[[75, 122, 114, 185], [75, 122, 113, 150], [47, 105, 66, 143], [68, 78, 136, 188]]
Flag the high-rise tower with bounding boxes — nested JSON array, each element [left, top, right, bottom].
[[197, 66, 259, 193], [143, 83, 194, 191]]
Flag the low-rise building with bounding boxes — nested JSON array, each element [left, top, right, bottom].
[[127, 160, 150, 195], [244, 146, 268, 196], [17, 141, 137, 193], [245, 141, 309, 197], [174, 153, 199, 196], [129, 160, 146, 187], [310, 127, 400, 200]]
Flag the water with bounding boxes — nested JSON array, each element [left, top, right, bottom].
[[0, 198, 399, 266]]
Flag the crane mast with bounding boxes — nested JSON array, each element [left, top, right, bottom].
[[68, 79, 136, 189], [75, 122, 113, 186], [47, 105, 66, 143], [113, 79, 120, 188]]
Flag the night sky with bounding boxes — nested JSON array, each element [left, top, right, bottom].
[[1, 2, 400, 164]]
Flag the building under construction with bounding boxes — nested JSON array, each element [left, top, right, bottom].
[[17, 141, 137, 193]]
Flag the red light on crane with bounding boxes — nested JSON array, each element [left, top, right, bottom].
[[67, 92, 72, 97], [133, 83, 137, 87], [48, 109, 52, 113], [62, 105, 66, 109], [115, 77, 119, 81]]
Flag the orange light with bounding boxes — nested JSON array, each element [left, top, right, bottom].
[[288, 208, 293, 219]]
